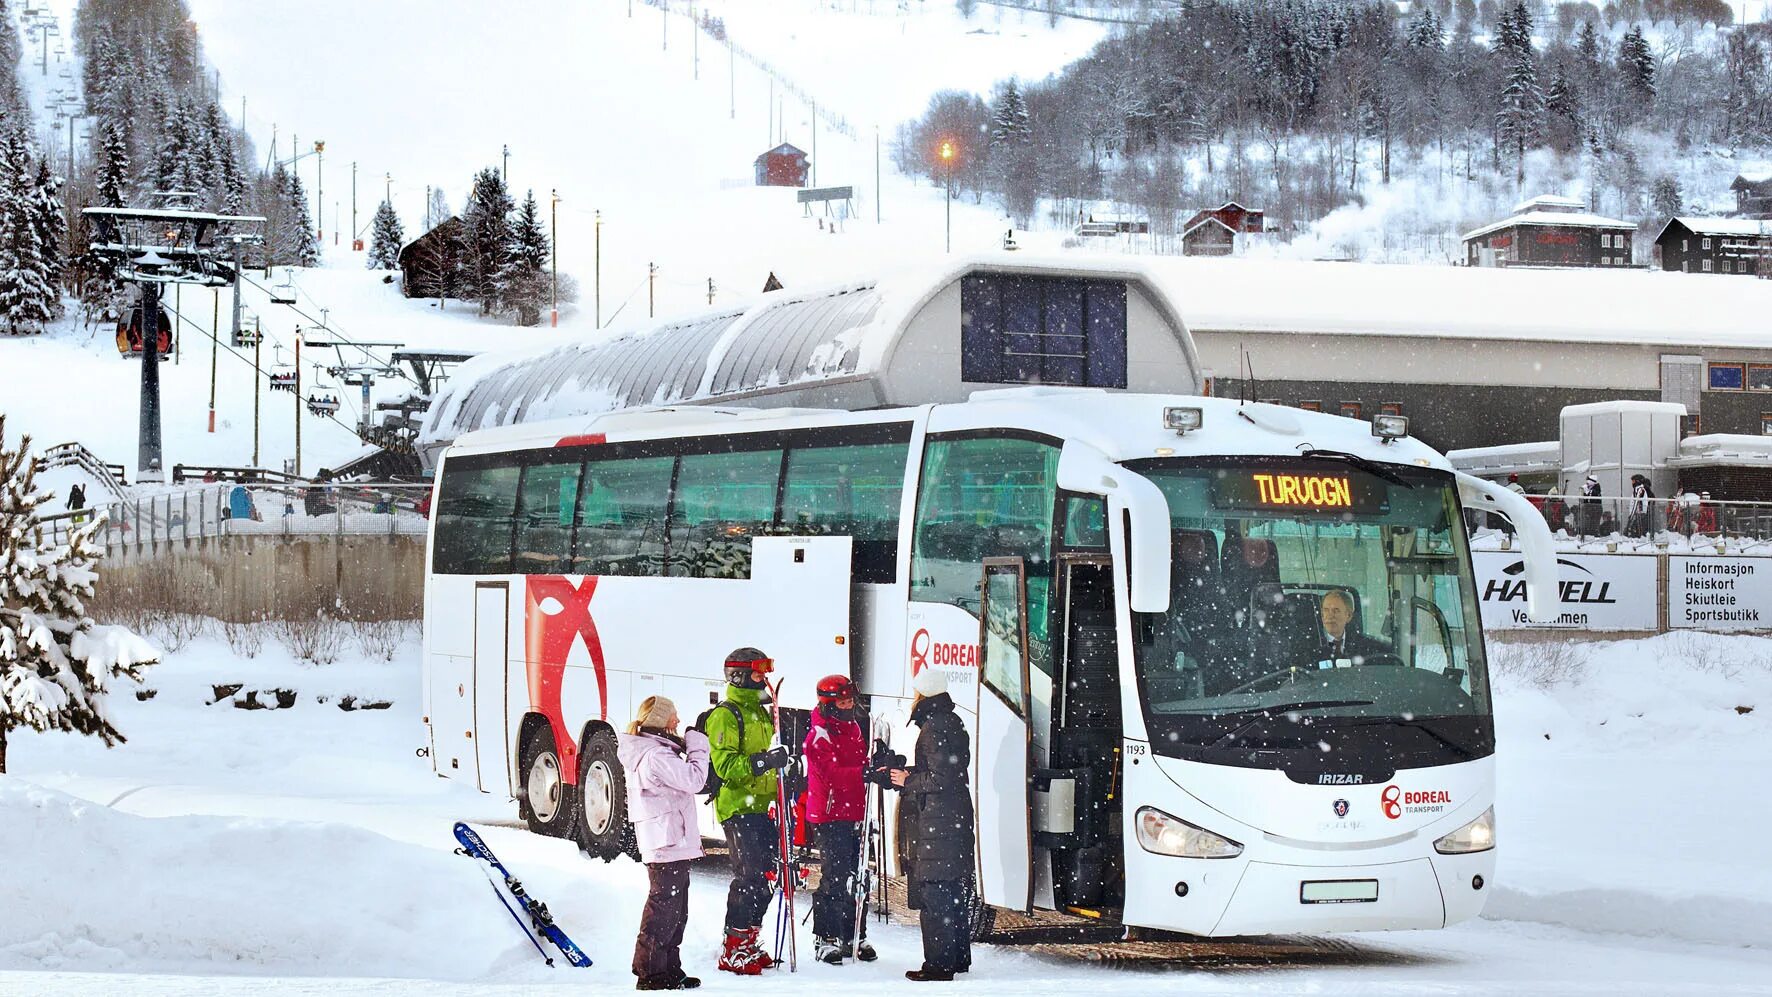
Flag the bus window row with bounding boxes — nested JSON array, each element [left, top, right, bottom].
[[434, 438, 910, 582]]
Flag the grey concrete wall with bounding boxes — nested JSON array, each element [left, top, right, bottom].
[[94, 535, 426, 623]]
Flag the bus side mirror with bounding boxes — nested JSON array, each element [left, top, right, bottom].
[[1057, 443, 1171, 614]]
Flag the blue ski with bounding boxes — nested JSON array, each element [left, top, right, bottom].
[[453, 822, 593, 968]]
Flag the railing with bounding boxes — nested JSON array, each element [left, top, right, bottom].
[[40, 441, 128, 495], [75, 483, 435, 555], [1473, 494, 1772, 552]]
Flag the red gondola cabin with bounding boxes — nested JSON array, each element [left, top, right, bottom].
[[116, 305, 175, 358]]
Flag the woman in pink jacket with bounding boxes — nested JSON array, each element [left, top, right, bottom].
[[802, 675, 878, 964], [618, 695, 710, 991]]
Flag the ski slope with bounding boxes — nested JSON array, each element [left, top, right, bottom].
[[2, 630, 1769, 993]]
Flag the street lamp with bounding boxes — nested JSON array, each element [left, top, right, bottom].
[[939, 140, 955, 253]]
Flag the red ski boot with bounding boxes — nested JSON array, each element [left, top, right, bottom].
[[718, 929, 767, 976]]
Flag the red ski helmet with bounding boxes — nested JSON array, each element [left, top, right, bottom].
[[815, 674, 857, 704]]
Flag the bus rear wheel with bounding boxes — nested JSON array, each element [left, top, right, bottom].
[[519, 726, 576, 838], [575, 728, 630, 861]]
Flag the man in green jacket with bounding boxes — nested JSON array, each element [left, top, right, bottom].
[[703, 647, 791, 976]]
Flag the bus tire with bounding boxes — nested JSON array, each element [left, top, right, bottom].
[[575, 728, 629, 861], [518, 726, 576, 838]]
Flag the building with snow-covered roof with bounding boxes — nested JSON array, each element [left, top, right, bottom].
[[1461, 195, 1636, 268], [418, 256, 1203, 467], [1654, 217, 1770, 276], [1731, 167, 1772, 218], [754, 143, 810, 187]]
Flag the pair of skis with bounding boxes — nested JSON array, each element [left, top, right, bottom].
[[849, 712, 892, 959], [453, 821, 592, 968], [766, 677, 801, 973]]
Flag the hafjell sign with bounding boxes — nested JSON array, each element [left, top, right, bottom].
[[1472, 551, 1657, 632]]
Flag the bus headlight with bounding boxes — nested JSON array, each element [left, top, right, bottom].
[[1433, 806, 1496, 854], [1135, 807, 1243, 859]]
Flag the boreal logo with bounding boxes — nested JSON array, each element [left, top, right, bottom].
[[1332, 799, 1350, 818], [908, 628, 980, 673], [1381, 784, 1452, 820]]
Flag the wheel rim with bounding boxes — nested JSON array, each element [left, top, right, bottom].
[[582, 759, 615, 836], [527, 751, 563, 824]]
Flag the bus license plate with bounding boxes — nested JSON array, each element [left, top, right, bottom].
[[1300, 879, 1379, 904]]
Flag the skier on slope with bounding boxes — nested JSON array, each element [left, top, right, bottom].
[[618, 695, 710, 991], [802, 674, 878, 965], [886, 668, 976, 982], [703, 647, 792, 976]]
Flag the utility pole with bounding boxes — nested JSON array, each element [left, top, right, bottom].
[[595, 209, 602, 329], [941, 140, 954, 253], [811, 99, 817, 187], [875, 124, 881, 224], [252, 322, 261, 467], [385, 172, 391, 203], [648, 262, 656, 318], [294, 330, 302, 478], [351, 161, 357, 249], [140, 281, 163, 480], [692, 2, 699, 79], [502, 144, 510, 185], [729, 37, 735, 119], [550, 188, 559, 328], [208, 286, 219, 433], [425, 184, 433, 230], [769, 78, 774, 146], [663, 0, 668, 49], [315, 141, 324, 242]]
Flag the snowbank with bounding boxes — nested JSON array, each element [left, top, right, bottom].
[[0, 780, 516, 978]]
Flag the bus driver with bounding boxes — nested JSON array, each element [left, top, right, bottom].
[[1312, 589, 1392, 666]]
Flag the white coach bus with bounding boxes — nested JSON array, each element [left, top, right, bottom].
[[420, 258, 1556, 936]]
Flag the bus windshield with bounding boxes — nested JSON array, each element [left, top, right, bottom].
[[1125, 457, 1492, 773]]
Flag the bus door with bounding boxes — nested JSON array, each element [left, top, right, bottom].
[[472, 582, 511, 794], [1037, 555, 1122, 913], [975, 558, 1034, 914]]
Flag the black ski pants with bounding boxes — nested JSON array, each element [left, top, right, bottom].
[[723, 812, 779, 932], [915, 878, 972, 974], [632, 859, 691, 984], [812, 821, 867, 942]]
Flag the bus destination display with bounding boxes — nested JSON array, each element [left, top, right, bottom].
[[1212, 470, 1388, 515]]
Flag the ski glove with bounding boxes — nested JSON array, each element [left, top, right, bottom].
[[748, 746, 791, 775]]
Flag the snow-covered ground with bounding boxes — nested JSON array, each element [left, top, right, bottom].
[[2, 628, 1769, 994]]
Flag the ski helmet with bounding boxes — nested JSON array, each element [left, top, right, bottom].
[[723, 646, 773, 690], [816, 674, 857, 705]]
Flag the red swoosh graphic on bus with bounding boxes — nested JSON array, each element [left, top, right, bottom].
[[524, 575, 607, 785]]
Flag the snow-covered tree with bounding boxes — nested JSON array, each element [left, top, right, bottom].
[[989, 80, 1032, 148], [28, 158, 65, 301], [0, 134, 61, 335], [1406, 5, 1444, 52], [501, 190, 551, 326], [1544, 63, 1581, 152], [461, 167, 513, 315], [96, 122, 130, 209], [284, 169, 320, 267], [367, 199, 404, 271], [1617, 26, 1656, 110], [1650, 173, 1683, 219], [1496, 49, 1543, 183], [0, 416, 157, 773], [1722, 31, 1769, 147]]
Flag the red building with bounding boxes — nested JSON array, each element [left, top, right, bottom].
[[1461, 194, 1635, 268], [754, 143, 810, 187], [1179, 201, 1264, 257]]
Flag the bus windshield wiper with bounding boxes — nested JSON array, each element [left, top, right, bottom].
[[1299, 449, 1416, 488], [1207, 699, 1375, 749]]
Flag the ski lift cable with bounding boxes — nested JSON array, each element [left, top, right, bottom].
[[236, 270, 414, 385]]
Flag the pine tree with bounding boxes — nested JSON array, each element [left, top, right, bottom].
[[154, 99, 198, 194], [1494, 1, 1532, 61], [367, 199, 404, 271], [28, 158, 64, 300], [461, 167, 514, 315], [96, 122, 130, 208], [1617, 25, 1656, 108], [285, 169, 319, 267], [0, 416, 157, 774], [1544, 63, 1581, 152], [501, 190, 551, 326], [0, 134, 59, 335], [1650, 173, 1683, 219], [1723, 31, 1769, 147], [989, 80, 1032, 148], [1496, 48, 1544, 185], [1406, 5, 1443, 51]]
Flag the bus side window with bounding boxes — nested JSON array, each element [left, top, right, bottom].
[[514, 461, 580, 573], [434, 462, 520, 575], [669, 450, 783, 578], [910, 436, 1058, 614], [574, 456, 673, 577], [779, 441, 908, 584]]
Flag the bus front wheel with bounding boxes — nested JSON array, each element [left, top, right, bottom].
[[519, 726, 577, 838], [575, 728, 631, 861]]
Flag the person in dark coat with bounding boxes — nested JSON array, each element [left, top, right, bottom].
[[887, 668, 975, 982], [67, 483, 87, 525], [803, 674, 877, 965]]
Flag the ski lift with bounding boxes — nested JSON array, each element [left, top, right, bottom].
[[269, 272, 298, 305], [268, 369, 297, 392], [233, 326, 262, 348], [306, 392, 341, 416], [116, 305, 174, 359]]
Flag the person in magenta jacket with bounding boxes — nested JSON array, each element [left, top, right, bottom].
[[618, 695, 710, 991], [802, 675, 878, 965]]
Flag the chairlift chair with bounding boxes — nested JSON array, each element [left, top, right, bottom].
[[269, 272, 298, 305], [269, 368, 297, 392]]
